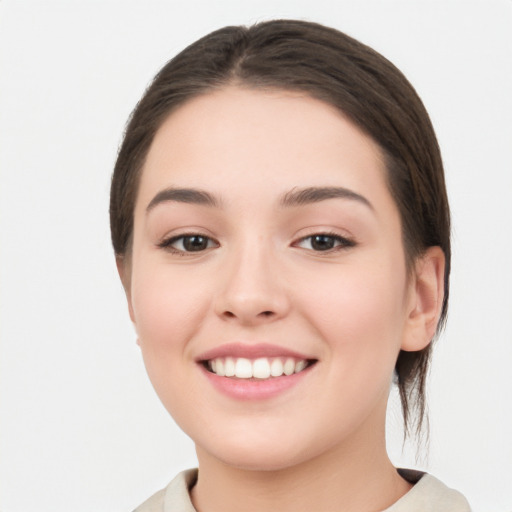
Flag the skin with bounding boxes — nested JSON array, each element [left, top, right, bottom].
[[118, 86, 445, 512]]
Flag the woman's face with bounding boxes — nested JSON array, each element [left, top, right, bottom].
[[124, 87, 419, 470]]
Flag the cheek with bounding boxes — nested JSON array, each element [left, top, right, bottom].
[[129, 262, 212, 420], [296, 264, 408, 430], [299, 261, 408, 363], [130, 261, 209, 359]]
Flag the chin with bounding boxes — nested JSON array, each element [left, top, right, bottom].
[[213, 448, 305, 472], [195, 427, 327, 473]]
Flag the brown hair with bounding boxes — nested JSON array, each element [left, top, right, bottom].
[[110, 19, 450, 438]]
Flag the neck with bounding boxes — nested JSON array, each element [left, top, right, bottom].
[[190, 416, 411, 512]]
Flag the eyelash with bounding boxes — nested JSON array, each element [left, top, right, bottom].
[[158, 233, 219, 255], [294, 232, 356, 253], [158, 232, 355, 255]]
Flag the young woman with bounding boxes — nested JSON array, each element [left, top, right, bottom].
[[110, 20, 471, 512]]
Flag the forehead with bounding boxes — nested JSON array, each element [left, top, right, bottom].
[[137, 86, 390, 211]]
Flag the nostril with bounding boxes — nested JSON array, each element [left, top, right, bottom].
[[220, 309, 279, 322]]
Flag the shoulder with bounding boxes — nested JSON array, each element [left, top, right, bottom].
[[132, 488, 166, 512], [131, 468, 471, 512], [132, 469, 198, 512], [385, 470, 471, 512]]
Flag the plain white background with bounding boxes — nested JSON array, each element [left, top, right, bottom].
[[0, 1, 511, 511]]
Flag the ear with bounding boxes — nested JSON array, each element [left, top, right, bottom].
[[401, 246, 446, 352], [116, 255, 136, 325]]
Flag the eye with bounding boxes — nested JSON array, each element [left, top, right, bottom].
[[159, 234, 219, 253], [295, 233, 355, 252]]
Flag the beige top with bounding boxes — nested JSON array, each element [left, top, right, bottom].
[[133, 468, 471, 512]]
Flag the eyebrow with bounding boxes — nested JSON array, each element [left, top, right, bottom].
[[146, 187, 220, 212], [146, 185, 373, 213], [280, 186, 374, 210]]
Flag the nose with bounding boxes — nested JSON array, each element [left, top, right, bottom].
[[214, 241, 291, 326]]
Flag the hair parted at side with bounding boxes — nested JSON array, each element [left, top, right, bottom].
[[110, 19, 450, 439]]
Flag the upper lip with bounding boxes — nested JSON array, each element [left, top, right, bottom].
[[196, 343, 315, 362]]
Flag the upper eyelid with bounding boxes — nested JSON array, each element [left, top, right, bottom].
[[295, 233, 355, 244], [297, 232, 350, 240], [293, 229, 355, 243], [158, 229, 217, 243], [158, 233, 219, 249]]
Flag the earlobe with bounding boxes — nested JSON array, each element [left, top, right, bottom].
[[401, 246, 445, 352], [116, 256, 136, 324]]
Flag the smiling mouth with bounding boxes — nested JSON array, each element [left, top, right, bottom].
[[203, 357, 317, 380]]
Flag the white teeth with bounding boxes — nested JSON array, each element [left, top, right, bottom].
[[216, 359, 225, 377], [224, 357, 235, 377], [235, 358, 253, 378], [270, 358, 284, 377], [294, 360, 307, 373], [207, 356, 311, 379], [235, 357, 252, 379], [253, 358, 271, 379], [283, 358, 295, 376]]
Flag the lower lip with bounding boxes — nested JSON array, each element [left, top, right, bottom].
[[200, 364, 314, 400]]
